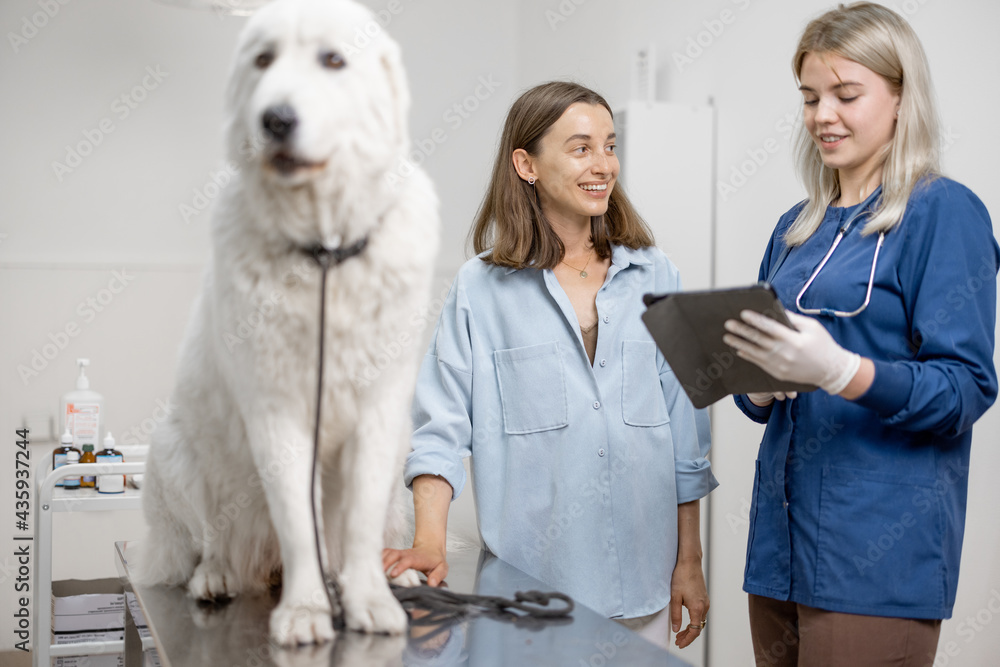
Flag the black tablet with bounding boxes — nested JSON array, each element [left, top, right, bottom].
[[642, 283, 816, 409]]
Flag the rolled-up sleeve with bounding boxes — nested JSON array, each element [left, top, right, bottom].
[[405, 281, 474, 500]]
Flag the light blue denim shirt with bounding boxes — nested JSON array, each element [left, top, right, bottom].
[[405, 244, 718, 619]]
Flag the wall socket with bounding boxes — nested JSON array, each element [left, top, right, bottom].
[[22, 411, 57, 443]]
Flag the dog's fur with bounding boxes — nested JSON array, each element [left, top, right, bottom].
[[138, 0, 437, 645]]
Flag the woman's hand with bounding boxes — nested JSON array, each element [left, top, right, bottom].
[[670, 557, 709, 648], [672, 500, 708, 648], [724, 309, 861, 395], [382, 542, 449, 587], [387, 474, 453, 587]]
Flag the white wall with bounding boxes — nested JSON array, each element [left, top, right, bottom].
[[3, 0, 999, 664]]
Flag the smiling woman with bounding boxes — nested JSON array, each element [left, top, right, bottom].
[[384, 81, 719, 652], [721, 4, 1000, 665]]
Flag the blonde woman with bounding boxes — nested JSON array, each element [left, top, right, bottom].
[[383, 81, 717, 650], [723, 3, 998, 665]]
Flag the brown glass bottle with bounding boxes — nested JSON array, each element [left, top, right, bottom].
[[80, 444, 96, 488]]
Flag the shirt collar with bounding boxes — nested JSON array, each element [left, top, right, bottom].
[[610, 244, 652, 269]]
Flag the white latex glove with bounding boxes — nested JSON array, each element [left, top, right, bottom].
[[746, 390, 798, 407], [723, 310, 861, 396]]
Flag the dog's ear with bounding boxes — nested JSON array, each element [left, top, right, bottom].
[[379, 39, 410, 152]]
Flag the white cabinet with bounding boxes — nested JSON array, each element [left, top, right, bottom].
[[616, 100, 716, 291]]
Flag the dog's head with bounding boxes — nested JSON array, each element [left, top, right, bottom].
[[224, 0, 410, 191]]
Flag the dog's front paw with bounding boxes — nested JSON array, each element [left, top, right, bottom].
[[188, 561, 237, 601], [341, 572, 408, 634], [270, 602, 335, 646]]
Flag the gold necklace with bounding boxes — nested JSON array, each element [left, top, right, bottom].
[[561, 249, 593, 278]]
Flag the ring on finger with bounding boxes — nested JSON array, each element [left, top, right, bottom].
[[686, 619, 707, 630]]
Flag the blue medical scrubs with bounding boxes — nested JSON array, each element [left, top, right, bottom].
[[735, 177, 999, 618]]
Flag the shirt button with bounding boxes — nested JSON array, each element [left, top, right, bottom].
[[598, 448, 606, 457], [782, 501, 789, 509], [593, 401, 600, 410], [599, 359, 607, 367], [603, 315, 610, 323]]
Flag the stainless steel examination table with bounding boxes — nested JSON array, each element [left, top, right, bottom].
[[115, 541, 693, 666]]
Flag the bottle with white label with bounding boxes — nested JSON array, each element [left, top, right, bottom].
[[62, 358, 104, 452], [52, 428, 81, 488], [63, 449, 81, 490], [96, 432, 125, 494]]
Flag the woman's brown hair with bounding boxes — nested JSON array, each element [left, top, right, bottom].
[[470, 81, 653, 269]]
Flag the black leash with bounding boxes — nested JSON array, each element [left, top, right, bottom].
[[304, 239, 574, 632], [392, 583, 574, 623]]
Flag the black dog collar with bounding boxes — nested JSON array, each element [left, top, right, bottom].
[[303, 236, 370, 269]]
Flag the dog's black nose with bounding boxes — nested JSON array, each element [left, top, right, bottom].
[[262, 105, 298, 141]]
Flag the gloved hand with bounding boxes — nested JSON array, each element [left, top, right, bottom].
[[723, 310, 860, 396], [745, 390, 798, 406]]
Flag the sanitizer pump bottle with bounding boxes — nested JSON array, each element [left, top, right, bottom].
[[96, 431, 125, 494], [62, 359, 104, 452]]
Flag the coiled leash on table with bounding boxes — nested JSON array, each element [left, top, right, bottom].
[[304, 242, 574, 631]]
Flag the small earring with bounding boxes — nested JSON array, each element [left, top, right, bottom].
[[528, 177, 536, 185]]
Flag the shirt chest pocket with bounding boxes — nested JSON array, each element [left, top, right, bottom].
[[621, 340, 671, 427], [494, 342, 569, 435]]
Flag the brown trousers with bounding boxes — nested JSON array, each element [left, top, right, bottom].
[[749, 594, 942, 667]]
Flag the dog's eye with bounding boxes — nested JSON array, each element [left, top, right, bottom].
[[319, 51, 346, 70], [255, 52, 275, 69]]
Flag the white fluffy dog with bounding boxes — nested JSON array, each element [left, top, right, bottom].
[[139, 0, 437, 645]]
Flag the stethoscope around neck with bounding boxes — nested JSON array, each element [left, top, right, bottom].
[[794, 185, 886, 318]]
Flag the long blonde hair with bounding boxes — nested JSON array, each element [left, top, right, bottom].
[[470, 81, 653, 268], [785, 2, 940, 246]]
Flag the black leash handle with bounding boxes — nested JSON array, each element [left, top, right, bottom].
[[391, 583, 574, 622]]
